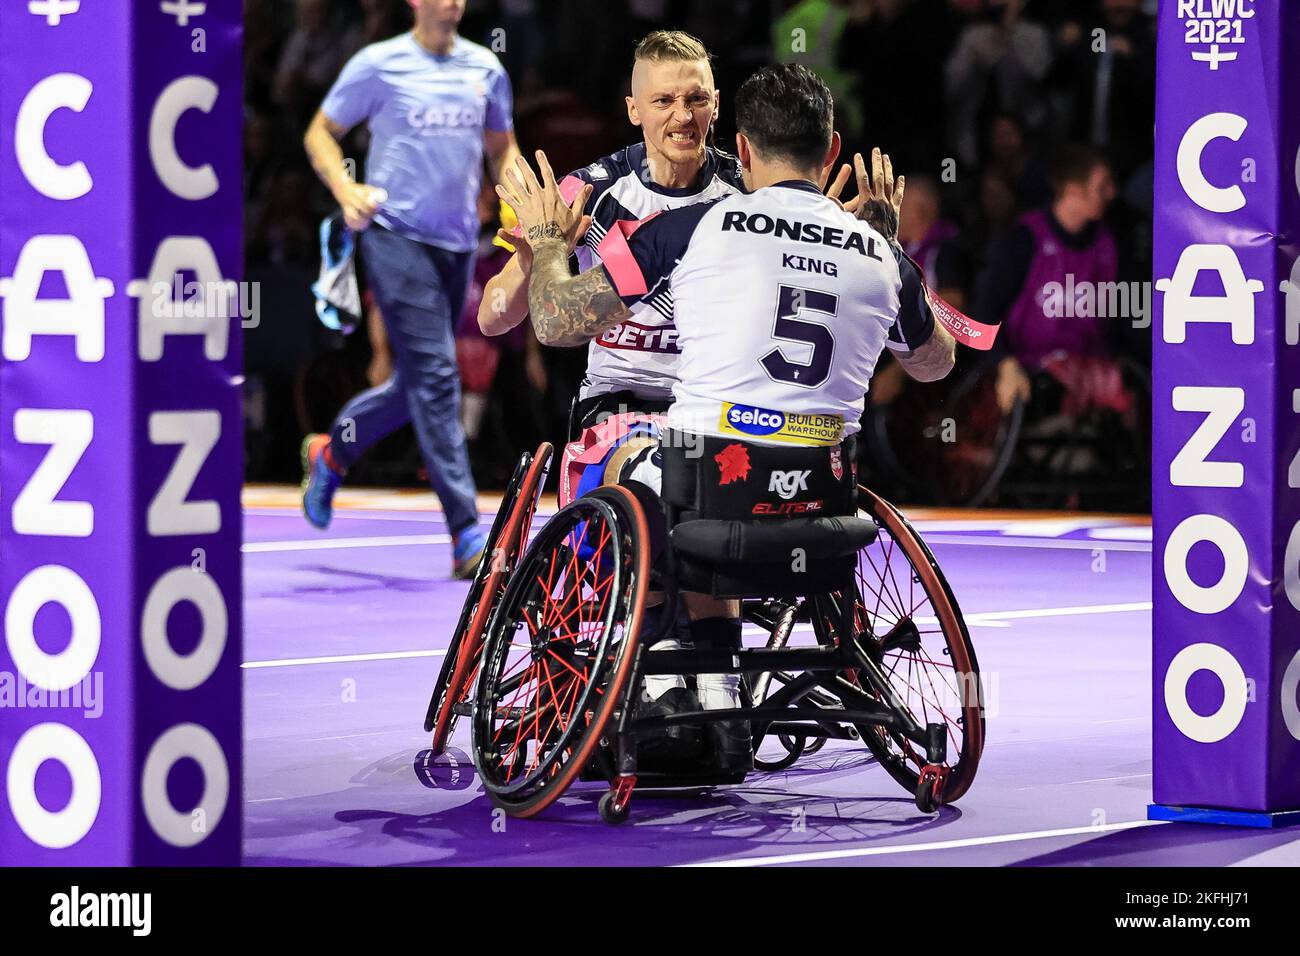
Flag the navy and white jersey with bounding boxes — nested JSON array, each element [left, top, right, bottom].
[[598, 180, 936, 446], [556, 143, 745, 401]]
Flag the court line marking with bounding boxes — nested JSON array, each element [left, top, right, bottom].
[[242, 532, 1152, 555], [964, 601, 1150, 623], [242, 601, 1150, 669], [742, 601, 1150, 635], [243, 534, 451, 553], [242, 649, 446, 669], [246, 510, 453, 524], [243, 508, 558, 525], [1015, 772, 1151, 791], [244, 508, 1147, 532], [923, 535, 1151, 552], [679, 818, 1164, 867]]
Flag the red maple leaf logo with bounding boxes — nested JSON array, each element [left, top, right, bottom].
[[715, 443, 751, 485]]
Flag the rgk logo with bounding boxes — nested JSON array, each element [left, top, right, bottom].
[[768, 470, 811, 500]]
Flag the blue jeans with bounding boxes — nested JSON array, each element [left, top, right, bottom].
[[328, 225, 479, 536]]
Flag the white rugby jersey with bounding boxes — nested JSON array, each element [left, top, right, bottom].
[[556, 143, 744, 401], [598, 180, 936, 445]]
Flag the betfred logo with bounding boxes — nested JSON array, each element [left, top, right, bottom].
[[725, 403, 785, 437], [596, 321, 680, 353], [769, 470, 811, 500]]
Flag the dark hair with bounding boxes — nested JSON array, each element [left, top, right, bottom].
[[1049, 144, 1109, 198], [733, 64, 834, 169]]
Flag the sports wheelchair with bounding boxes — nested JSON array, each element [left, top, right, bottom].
[[459, 432, 985, 824]]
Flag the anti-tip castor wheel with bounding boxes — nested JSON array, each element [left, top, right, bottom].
[[599, 790, 631, 824], [914, 778, 939, 813], [915, 764, 947, 813], [754, 734, 803, 772]]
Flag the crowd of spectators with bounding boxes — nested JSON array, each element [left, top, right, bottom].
[[243, 0, 1157, 495]]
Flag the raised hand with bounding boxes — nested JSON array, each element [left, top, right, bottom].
[[494, 150, 592, 257], [852, 147, 906, 241]]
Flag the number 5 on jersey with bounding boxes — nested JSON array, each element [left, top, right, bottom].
[[761, 284, 837, 388]]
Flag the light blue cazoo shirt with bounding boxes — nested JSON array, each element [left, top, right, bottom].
[[321, 32, 514, 253]]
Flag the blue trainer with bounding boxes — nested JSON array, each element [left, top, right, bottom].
[[301, 434, 342, 529], [452, 524, 488, 580]]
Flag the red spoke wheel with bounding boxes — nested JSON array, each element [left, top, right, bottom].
[[472, 485, 648, 818], [425, 442, 552, 752], [814, 486, 984, 804]]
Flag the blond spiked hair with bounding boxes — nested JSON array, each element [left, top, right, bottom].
[[634, 30, 711, 64]]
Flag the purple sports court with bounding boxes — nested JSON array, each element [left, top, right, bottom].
[[240, 495, 1299, 866]]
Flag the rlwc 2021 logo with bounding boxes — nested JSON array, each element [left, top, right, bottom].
[[1176, 0, 1255, 71]]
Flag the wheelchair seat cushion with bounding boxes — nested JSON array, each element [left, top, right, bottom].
[[670, 515, 878, 565]]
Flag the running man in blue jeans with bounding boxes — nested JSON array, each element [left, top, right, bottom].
[[301, 0, 523, 578]]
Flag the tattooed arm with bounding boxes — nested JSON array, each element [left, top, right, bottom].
[[493, 150, 612, 346], [525, 236, 631, 348], [895, 321, 956, 382]]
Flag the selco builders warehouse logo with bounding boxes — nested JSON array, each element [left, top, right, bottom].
[[720, 403, 842, 445]]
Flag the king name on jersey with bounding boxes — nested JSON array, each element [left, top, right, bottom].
[[720, 211, 884, 261]]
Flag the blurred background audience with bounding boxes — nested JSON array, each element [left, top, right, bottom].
[[243, 0, 1156, 507]]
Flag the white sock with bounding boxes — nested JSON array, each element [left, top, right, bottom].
[[642, 638, 687, 701], [696, 672, 742, 711]]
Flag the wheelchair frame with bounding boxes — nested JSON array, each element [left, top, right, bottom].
[[423, 441, 553, 753], [463, 470, 983, 824], [589, 500, 948, 822]]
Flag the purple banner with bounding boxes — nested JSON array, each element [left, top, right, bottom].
[[1153, 0, 1300, 813], [1, 1, 242, 863]]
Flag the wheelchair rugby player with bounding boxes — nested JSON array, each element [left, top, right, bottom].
[[484, 63, 969, 820]]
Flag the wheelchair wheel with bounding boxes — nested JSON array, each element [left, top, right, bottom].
[[868, 362, 1023, 508], [471, 484, 649, 818], [817, 486, 985, 804], [425, 442, 553, 752]]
